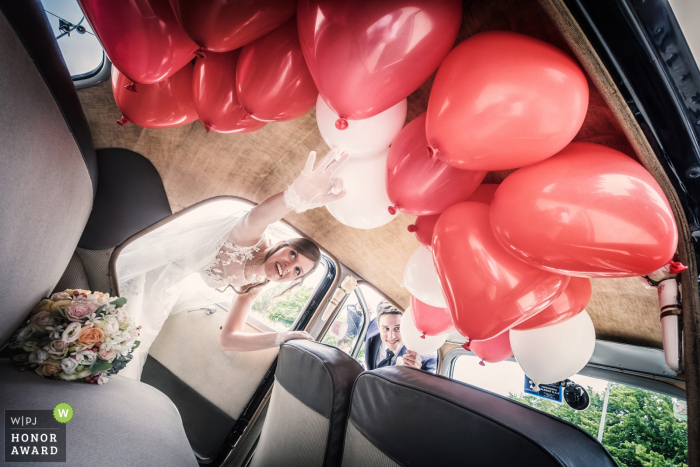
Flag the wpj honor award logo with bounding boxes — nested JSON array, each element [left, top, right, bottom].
[[5, 403, 70, 462]]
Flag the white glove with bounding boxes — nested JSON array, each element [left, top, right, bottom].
[[283, 148, 350, 213]]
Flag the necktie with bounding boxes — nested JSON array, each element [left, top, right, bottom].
[[377, 349, 395, 368]]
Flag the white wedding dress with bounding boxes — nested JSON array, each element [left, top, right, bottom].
[[114, 199, 294, 380]]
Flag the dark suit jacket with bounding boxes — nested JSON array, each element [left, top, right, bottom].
[[364, 318, 437, 373]]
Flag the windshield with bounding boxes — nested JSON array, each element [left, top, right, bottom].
[[452, 354, 688, 466], [41, 0, 104, 78]]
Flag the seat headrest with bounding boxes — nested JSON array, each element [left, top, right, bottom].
[[277, 340, 363, 467], [278, 340, 363, 419], [347, 367, 617, 467]]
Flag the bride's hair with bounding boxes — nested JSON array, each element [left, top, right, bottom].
[[236, 237, 321, 295]]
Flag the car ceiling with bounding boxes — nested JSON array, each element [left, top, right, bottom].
[[77, 0, 669, 351]]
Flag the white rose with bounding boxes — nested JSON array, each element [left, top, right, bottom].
[[116, 308, 132, 326], [72, 350, 97, 367], [16, 327, 34, 342], [60, 357, 79, 374], [102, 318, 119, 335], [62, 322, 81, 343], [28, 349, 48, 364]]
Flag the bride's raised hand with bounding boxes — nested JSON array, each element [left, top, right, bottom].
[[284, 148, 350, 213]]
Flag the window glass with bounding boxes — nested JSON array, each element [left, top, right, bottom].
[[41, 0, 105, 78], [321, 290, 365, 355], [451, 355, 688, 466], [320, 283, 391, 367], [140, 198, 331, 332]]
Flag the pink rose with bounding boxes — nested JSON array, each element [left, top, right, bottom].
[[65, 301, 98, 322], [50, 292, 71, 301], [97, 348, 116, 362], [47, 339, 68, 357]]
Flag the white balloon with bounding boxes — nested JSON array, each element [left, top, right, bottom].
[[401, 307, 448, 355], [404, 247, 447, 308], [510, 310, 596, 385], [316, 95, 407, 158], [326, 149, 397, 229]]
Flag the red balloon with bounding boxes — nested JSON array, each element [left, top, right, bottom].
[[408, 214, 441, 250], [236, 18, 317, 122], [387, 113, 486, 215], [470, 332, 513, 364], [79, 0, 197, 85], [408, 185, 499, 248], [410, 295, 454, 336], [426, 31, 589, 171], [112, 65, 198, 129], [169, 0, 296, 53], [490, 143, 678, 277], [432, 202, 568, 341], [467, 184, 499, 205], [297, 0, 462, 126], [192, 51, 267, 134], [514, 277, 591, 330]]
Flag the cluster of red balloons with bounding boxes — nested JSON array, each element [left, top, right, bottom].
[[81, 0, 314, 131], [81, 0, 469, 133], [395, 30, 678, 371]]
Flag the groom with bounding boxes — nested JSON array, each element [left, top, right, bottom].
[[364, 301, 437, 373]]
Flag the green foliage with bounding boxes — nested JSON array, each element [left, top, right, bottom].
[[251, 284, 313, 328], [509, 385, 687, 467], [110, 297, 127, 308], [91, 359, 112, 375]]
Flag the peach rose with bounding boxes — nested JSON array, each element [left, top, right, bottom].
[[65, 301, 98, 322], [35, 360, 62, 377], [77, 326, 104, 346]]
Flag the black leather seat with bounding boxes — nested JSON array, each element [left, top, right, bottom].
[[251, 340, 364, 467], [341, 367, 618, 467]]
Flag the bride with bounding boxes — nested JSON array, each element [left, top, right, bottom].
[[116, 148, 349, 377]]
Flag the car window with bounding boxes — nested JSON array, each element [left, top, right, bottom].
[[451, 354, 688, 466], [128, 197, 332, 332], [321, 289, 366, 357], [321, 283, 392, 367], [41, 0, 105, 78]]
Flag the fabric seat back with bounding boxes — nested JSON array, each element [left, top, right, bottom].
[[0, 0, 96, 345], [341, 367, 618, 467], [251, 340, 363, 467]]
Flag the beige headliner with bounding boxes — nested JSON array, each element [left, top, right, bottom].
[[78, 0, 670, 350]]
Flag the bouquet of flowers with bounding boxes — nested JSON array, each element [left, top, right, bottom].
[[7, 289, 140, 385]]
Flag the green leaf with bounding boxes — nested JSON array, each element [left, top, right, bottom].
[[110, 297, 127, 308], [91, 358, 112, 375], [131, 340, 140, 351], [94, 305, 106, 318]]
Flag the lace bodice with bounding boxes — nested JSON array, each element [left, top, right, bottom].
[[199, 235, 269, 290]]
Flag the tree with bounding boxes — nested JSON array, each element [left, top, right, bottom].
[[509, 385, 687, 467], [252, 284, 313, 328]]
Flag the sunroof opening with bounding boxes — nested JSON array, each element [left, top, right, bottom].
[[41, 0, 105, 79]]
